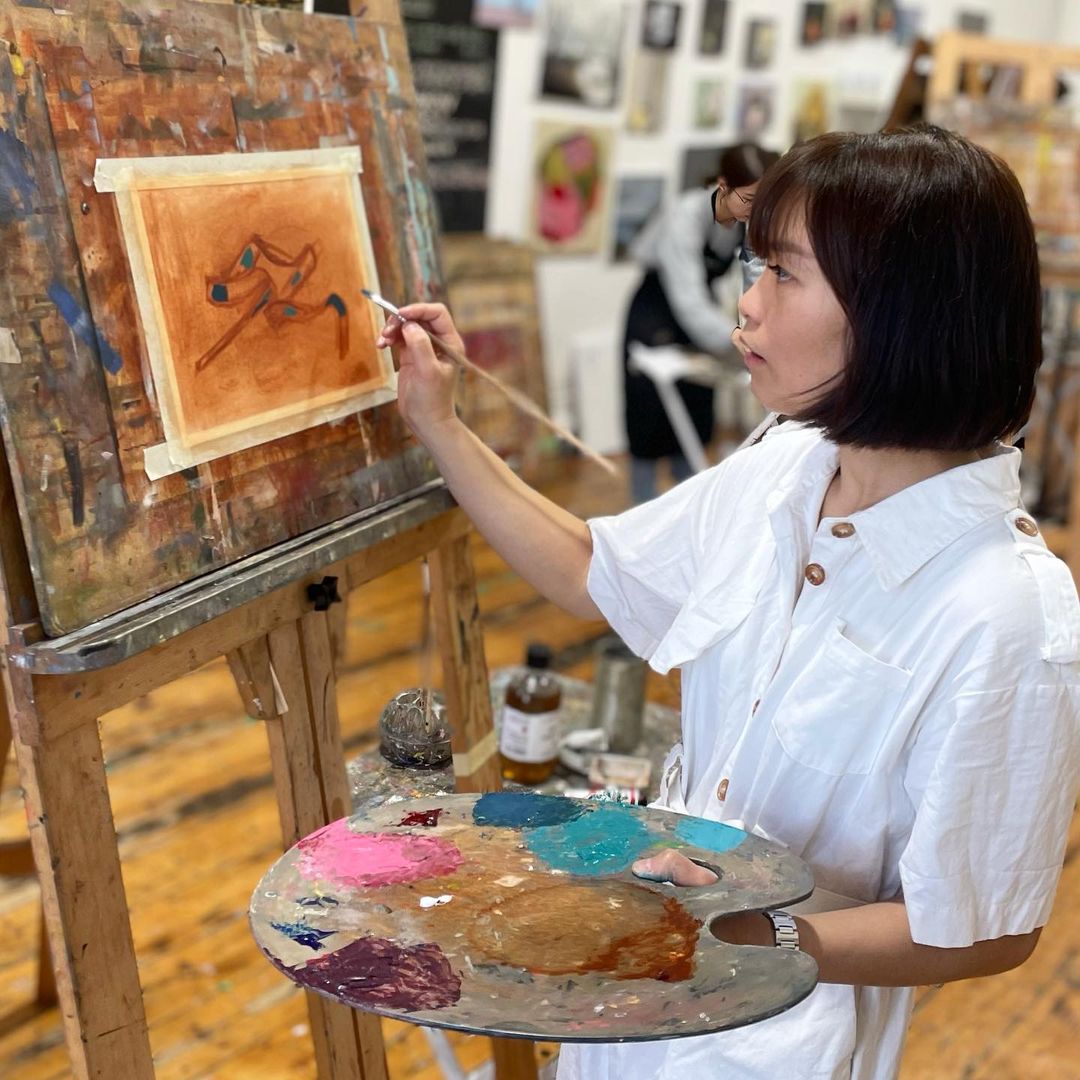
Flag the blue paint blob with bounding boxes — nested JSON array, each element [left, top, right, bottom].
[[525, 802, 654, 876], [253, 290, 272, 312], [673, 815, 746, 855], [270, 920, 334, 951], [240, 247, 255, 268], [291, 270, 302, 285], [210, 283, 228, 302], [47, 281, 124, 375], [282, 305, 297, 317], [325, 292, 346, 315], [473, 791, 584, 830]]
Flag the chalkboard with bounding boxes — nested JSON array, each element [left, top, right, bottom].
[[403, 0, 498, 233]]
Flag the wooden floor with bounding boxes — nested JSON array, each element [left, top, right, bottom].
[[0, 457, 1077, 1079]]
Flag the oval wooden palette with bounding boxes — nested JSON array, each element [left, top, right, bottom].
[[249, 792, 818, 1042]]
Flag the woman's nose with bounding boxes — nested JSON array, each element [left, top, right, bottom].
[[738, 275, 761, 325]]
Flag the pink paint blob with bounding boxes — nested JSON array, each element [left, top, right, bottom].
[[296, 818, 463, 889]]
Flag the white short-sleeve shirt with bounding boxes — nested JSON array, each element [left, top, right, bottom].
[[557, 423, 1080, 1080]]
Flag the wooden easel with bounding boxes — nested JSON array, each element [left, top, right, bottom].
[[0, 460, 538, 1079]]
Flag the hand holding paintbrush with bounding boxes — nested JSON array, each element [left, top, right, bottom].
[[367, 291, 618, 476]]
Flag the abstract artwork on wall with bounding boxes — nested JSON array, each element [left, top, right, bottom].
[[611, 176, 665, 261], [692, 79, 725, 128], [736, 83, 776, 139], [97, 150, 394, 472], [698, 0, 729, 56], [529, 121, 614, 254], [539, 0, 627, 110]]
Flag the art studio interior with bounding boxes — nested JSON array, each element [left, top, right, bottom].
[[1, 1, 1078, 1078]]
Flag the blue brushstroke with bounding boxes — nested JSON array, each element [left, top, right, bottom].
[[473, 791, 584, 830], [282, 305, 297, 317], [210, 283, 228, 302], [0, 128, 38, 225], [271, 920, 334, 951], [290, 270, 302, 285], [240, 247, 255, 269], [253, 290, 271, 313], [325, 292, 346, 315], [377, 26, 400, 96], [525, 802, 654, 876], [47, 281, 124, 375], [673, 816, 747, 854]]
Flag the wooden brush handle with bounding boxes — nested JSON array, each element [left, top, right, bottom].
[[423, 328, 619, 477]]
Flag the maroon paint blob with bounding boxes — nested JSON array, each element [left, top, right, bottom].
[[398, 808, 443, 827], [291, 936, 462, 1012]]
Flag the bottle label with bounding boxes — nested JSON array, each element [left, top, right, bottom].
[[499, 705, 560, 763]]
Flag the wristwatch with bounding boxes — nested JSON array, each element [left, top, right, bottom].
[[762, 909, 800, 950]]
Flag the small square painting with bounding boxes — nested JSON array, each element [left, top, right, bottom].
[[99, 150, 393, 469]]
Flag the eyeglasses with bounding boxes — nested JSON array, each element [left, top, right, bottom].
[[711, 185, 754, 221]]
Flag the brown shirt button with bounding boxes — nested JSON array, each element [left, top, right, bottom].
[[805, 563, 826, 586], [716, 778, 729, 802], [831, 522, 855, 538], [1014, 516, 1038, 537]]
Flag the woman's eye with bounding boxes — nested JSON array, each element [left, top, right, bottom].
[[767, 263, 791, 282]]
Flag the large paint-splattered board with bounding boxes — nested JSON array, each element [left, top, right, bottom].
[[251, 792, 818, 1041], [0, 0, 442, 635]]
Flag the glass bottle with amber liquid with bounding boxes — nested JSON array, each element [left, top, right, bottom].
[[500, 643, 561, 784]]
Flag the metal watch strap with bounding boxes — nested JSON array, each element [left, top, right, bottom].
[[763, 909, 800, 950]]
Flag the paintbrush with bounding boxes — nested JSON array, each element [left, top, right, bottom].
[[363, 289, 619, 476]]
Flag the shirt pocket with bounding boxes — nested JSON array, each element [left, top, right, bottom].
[[771, 618, 911, 776]]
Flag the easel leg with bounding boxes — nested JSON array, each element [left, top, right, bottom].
[[10, 708, 153, 1078], [0, 687, 56, 1005], [228, 612, 388, 1080], [429, 536, 539, 1080]]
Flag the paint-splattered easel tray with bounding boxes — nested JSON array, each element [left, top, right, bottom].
[[250, 792, 817, 1042]]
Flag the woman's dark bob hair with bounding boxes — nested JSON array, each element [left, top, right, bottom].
[[747, 124, 1042, 451]]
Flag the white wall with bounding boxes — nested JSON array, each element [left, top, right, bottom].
[[481, 0, 1065, 442]]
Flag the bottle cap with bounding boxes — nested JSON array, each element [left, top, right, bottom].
[[525, 642, 553, 670]]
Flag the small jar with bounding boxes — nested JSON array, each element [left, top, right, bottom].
[[378, 688, 453, 769]]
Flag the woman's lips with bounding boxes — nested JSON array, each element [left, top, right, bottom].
[[743, 347, 766, 366]]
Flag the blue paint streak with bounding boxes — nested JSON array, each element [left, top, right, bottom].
[[525, 803, 654, 876], [240, 247, 255, 268], [325, 292, 346, 315], [673, 816, 746, 855], [473, 791, 584, 830], [0, 129, 38, 225], [282, 305, 297, 317], [270, 921, 334, 951], [47, 282, 124, 375], [210, 283, 228, 302], [253, 290, 272, 313], [290, 270, 302, 285]]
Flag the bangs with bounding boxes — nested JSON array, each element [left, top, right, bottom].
[[746, 156, 814, 262]]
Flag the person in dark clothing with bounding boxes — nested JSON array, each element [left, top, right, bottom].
[[624, 142, 780, 503]]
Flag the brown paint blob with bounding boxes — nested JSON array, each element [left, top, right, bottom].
[[463, 879, 700, 982]]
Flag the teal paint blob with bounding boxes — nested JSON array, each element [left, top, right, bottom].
[[283, 305, 297, 317], [325, 292, 346, 315], [673, 816, 746, 855], [291, 271, 302, 285], [525, 803, 654, 876], [240, 247, 255, 269], [211, 283, 228, 302], [473, 791, 584, 830]]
